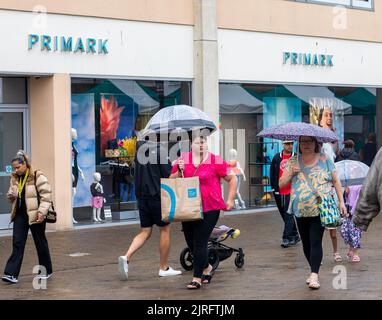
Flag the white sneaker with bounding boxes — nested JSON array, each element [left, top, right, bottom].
[[159, 266, 182, 277], [37, 273, 53, 280], [2, 274, 18, 284], [118, 256, 129, 280]]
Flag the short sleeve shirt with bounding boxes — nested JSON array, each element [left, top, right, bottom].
[[171, 152, 228, 213], [286, 153, 336, 218]]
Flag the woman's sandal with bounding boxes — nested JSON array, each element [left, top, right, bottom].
[[308, 279, 320, 290], [350, 255, 360, 263], [187, 281, 202, 290], [333, 252, 343, 262], [201, 273, 213, 284]]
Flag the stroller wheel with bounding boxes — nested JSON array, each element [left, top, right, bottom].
[[180, 247, 194, 271], [234, 250, 245, 268], [208, 248, 220, 271]]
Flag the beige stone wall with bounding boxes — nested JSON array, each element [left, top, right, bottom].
[[30, 74, 72, 230], [217, 0, 382, 42], [0, 0, 193, 25]]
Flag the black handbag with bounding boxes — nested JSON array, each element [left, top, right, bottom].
[[34, 170, 57, 223]]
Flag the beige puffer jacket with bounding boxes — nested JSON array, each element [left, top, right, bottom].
[[8, 168, 52, 225]]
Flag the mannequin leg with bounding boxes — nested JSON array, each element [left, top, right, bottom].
[[236, 175, 246, 209], [237, 191, 246, 209], [72, 188, 78, 224], [96, 208, 103, 222], [92, 208, 99, 222]]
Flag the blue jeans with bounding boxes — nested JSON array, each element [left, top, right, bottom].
[[274, 193, 298, 241]]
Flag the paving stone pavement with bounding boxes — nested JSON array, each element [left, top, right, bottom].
[[0, 210, 381, 300]]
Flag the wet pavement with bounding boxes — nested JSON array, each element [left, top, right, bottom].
[[0, 210, 381, 300]]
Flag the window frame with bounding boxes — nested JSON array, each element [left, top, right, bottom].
[[294, 0, 374, 10]]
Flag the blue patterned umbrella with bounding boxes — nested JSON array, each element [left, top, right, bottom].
[[257, 122, 339, 143]]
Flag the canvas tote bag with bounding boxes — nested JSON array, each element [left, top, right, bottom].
[[161, 166, 203, 222]]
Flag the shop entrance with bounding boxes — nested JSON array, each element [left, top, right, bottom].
[[0, 107, 29, 229]]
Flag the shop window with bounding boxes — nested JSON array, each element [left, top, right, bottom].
[[294, 0, 373, 9], [0, 78, 28, 104], [70, 78, 191, 217], [219, 83, 377, 208]]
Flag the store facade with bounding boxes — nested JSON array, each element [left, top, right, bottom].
[[0, 9, 193, 229], [218, 29, 382, 207], [1, 1, 382, 230]]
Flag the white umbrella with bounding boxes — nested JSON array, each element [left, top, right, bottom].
[[335, 160, 369, 187], [141, 104, 216, 138]]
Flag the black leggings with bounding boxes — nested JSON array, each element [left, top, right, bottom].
[[295, 216, 325, 274], [182, 210, 220, 278]]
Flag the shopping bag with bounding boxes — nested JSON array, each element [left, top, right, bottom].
[[319, 194, 342, 228], [160, 177, 203, 222]]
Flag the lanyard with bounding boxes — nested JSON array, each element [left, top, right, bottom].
[[18, 169, 29, 199]]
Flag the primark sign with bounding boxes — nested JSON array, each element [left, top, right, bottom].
[[28, 34, 109, 54], [283, 52, 333, 67]]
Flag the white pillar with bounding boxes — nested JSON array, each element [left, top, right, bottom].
[[193, 0, 220, 154], [30, 74, 73, 230]]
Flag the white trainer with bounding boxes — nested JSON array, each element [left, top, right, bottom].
[[118, 256, 129, 280], [37, 273, 53, 280], [159, 266, 182, 277]]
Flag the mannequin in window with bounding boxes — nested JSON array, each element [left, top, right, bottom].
[[318, 106, 339, 162], [227, 149, 246, 209], [90, 172, 105, 222], [72, 128, 85, 224]]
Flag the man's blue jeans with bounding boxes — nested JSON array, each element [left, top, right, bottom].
[[274, 193, 298, 241]]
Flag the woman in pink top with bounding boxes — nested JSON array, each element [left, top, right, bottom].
[[170, 136, 236, 289]]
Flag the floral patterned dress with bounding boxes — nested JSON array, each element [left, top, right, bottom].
[[287, 154, 336, 218]]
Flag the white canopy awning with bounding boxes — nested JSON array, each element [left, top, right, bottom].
[[285, 85, 352, 114], [110, 79, 159, 114], [219, 84, 263, 113], [365, 87, 376, 96]]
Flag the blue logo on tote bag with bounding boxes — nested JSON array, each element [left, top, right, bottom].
[[188, 188, 197, 198]]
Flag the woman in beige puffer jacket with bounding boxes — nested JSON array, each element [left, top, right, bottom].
[[9, 167, 52, 225], [2, 150, 53, 284]]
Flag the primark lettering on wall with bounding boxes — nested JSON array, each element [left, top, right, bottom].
[[28, 34, 109, 54], [283, 52, 334, 67]]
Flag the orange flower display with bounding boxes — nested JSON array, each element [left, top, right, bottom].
[[100, 96, 125, 155]]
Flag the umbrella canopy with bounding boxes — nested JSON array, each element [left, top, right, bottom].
[[335, 160, 369, 187], [141, 104, 217, 137], [257, 122, 339, 143]]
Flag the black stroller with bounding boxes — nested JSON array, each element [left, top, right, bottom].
[[179, 225, 245, 271]]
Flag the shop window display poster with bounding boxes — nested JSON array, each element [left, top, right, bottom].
[[100, 94, 137, 202], [262, 97, 302, 193], [309, 97, 344, 161], [71, 94, 96, 207]]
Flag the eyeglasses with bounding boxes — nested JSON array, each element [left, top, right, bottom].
[[283, 142, 293, 145]]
